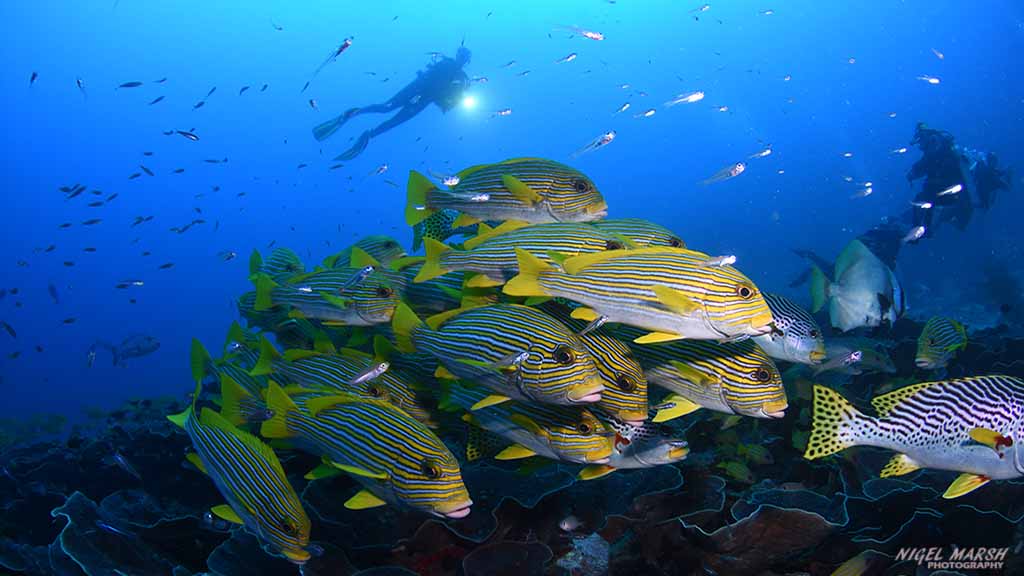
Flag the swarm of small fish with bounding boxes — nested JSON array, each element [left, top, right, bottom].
[[166, 156, 1014, 564]]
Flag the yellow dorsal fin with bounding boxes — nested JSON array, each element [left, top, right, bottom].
[[652, 285, 700, 315], [456, 162, 493, 179], [652, 394, 703, 422], [283, 348, 320, 362], [389, 255, 426, 271], [942, 472, 990, 499], [344, 489, 388, 510], [349, 246, 381, 269], [501, 175, 542, 205], [561, 247, 704, 276], [211, 504, 244, 525], [330, 461, 389, 480], [495, 445, 537, 460], [633, 332, 686, 344], [470, 394, 513, 410], [870, 381, 936, 416], [305, 394, 362, 417]]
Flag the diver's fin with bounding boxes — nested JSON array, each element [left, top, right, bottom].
[[879, 453, 921, 478], [211, 504, 245, 525], [312, 113, 347, 142], [344, 489, 388, 510], [942, 473, 990, 499]]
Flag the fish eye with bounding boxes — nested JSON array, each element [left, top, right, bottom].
[[577, 422, 593, 434], [615, 373, 637, 392], [572, 178, 591, 193], [737, 285, 754, 299], [368, 385, 384, 398], [928, 338, 936, 346], [376, 286, 394, 298], [606, 239, 623, 250], [420, 459, 442, 479], [809, 329, 819, 338], [553, 345, 575, 365], [669, 238, 684, 248], [752, 367, 772, 382]]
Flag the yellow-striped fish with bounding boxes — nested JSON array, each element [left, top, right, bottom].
[[504, 248, 774, 343], [260, 382, 472, 518], [253, 265, 400, 326], [539, 301, 648, 425], [323, 235, 407, 268], [167, 370, 311, 564], [590, 218, 685, 248], [441, 381, 613, 465], [415, 220, 631, 287], [248, 339, 433, 425], [250, 248, 305, 282], [405, 158, 607, 228], [916, 316, 967, 370], [391, 302, 605, 407], [622, 326, 787, 421]]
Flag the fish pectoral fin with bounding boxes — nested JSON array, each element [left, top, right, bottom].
[[304, 461, 343, 480], [578, 464, 616, 481], [668, 361, 718, 387], [570, 307, 599, 321], [942, 473, 990, 499], [211, 504, 245, 525], [509, 414, 545, 436], [452, 213, 482, 228], [434, 364, 459, 380], [501, 174, 543, 205], [652, 394, 703, 423], [969, 427, 1009, 451], [470, 394, 513, 410], [185, 452, 208, 475], [652, 285, 700, 315], [879, 453, 921, 478], [633, 332, 686, 344], [319, 292, 352, 310], [329, 461, 389, 480], [494, 444, 537, 460], [344, 489, 388, 510]]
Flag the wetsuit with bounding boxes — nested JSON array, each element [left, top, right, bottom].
[[313, 50, 470, 160]]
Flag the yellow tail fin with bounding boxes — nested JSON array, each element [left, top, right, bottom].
[[391, 301, 425, 353], [405, 170, 436, 226], [259, 381, 299, 439], [804, 384, 868, 460], [503, 248, 553, 297], [414, 238, 452, 283]]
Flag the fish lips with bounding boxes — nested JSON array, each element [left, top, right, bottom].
[[914, 357, 937, 369], [566, 380, 605, 403], [435, 500, 473, 519]]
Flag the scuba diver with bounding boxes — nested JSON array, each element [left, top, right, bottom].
[[312, 45, 472, 161], [906, 122, 1011, 237], [789, 122, 1011, 288]]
